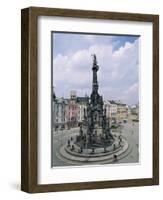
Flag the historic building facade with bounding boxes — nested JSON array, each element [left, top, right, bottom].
[[67, 91, 79, 129], [53, 96, 129, 131], [104, 100, 118, 121], [116, 101, 128, 121], [77, 96, 89, 123], [53, 96, 69, 131], [104, 100, 128, 122], [53, 91, 90, 131], [130, 104, 139, 120]]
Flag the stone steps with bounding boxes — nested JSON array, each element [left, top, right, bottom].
[[59, 138, 129, 163]]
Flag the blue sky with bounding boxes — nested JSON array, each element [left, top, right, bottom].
[[52, 32, 139, 105]]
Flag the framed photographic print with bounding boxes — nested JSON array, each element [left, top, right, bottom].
[[21, 7, 159, 193]]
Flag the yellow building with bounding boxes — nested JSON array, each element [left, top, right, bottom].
[[116, 102, 128, 122], [104, 100, 128, 122]]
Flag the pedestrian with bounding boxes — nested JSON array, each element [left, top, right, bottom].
[[113, 154, 117, 162]]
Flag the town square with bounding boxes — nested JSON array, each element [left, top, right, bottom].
[[52, 54, 139, 167]]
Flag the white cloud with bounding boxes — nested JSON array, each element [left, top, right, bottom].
[[53, 39, 139, 105]]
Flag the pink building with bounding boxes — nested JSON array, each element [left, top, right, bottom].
[[67, 91, 79, 128]]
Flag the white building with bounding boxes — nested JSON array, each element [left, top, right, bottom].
[[104, 100, 129, 122], [78, 104, 87, 122], [53, 97, 69, 131], [104, 100, 118, 120], [76, 96, 89, 123]]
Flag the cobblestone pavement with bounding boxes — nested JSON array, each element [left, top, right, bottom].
[[52, 119, 139, 167], [114, 120, 139, 164]]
